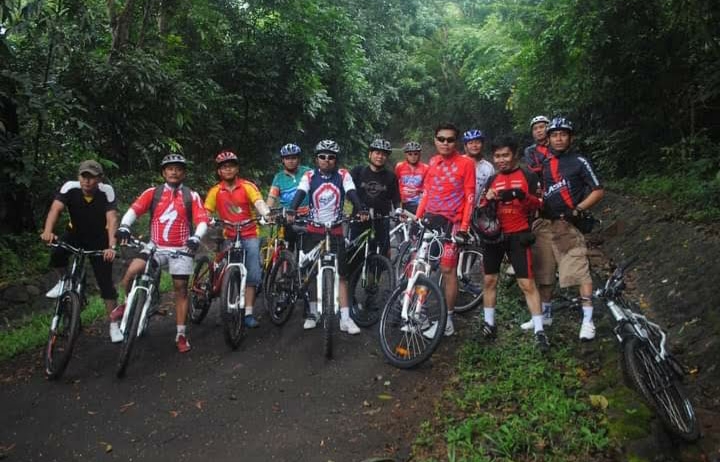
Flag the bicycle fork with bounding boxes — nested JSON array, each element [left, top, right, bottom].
[[121, 276, 155, 338]]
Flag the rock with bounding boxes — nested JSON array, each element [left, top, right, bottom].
[[26, 285, 41, 297], [2, 286, 30, 303]]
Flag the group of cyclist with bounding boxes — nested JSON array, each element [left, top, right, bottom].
[[41, 115, 603, 356]]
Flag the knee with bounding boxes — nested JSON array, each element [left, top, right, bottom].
[[484, 274, 498, 290]]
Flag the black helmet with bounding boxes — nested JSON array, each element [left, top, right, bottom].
[[161, 153, 187, 168], [546, 117, 574, 134], [403, 141, 421, 152], [369, 138, 392, 154], [472, 203, 503, 244]]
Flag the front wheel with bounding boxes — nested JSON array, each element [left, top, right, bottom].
[[45, 291, 82, 380], [321, 268, 336, 359], [379, 274, 447, 369], [349, 253, 395, 327], [220, 266, 246, 350], [265, 250, 297, 326], [189, 256, 213, 324], [116, 287, 146, 378], [623, 337, 700, 441]]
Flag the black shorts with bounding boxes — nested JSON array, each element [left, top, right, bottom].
[[49, 233, 118, 300], [302, 230, 349, 277], [482, 232, 535, 279]]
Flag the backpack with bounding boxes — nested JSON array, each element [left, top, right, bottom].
[[150, 185, 194, 232]]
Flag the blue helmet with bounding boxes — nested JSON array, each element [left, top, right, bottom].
[[547, 117, 574, 134], [463, 129, 485, 143], [280, 143, 302, 157]]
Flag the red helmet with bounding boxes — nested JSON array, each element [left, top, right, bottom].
[[215, 150, 239, 165]]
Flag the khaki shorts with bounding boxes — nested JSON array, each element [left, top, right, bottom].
[[532, 218, 592, 288]]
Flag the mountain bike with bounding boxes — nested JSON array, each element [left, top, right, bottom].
[[440, 229, 485, 313], [44, 241, 106, 379], [347, 212, 396, 327], [596, 257, 700, 441], [379, 212, 448, 369], [188, 218, 262, 349], [115, 238, 191, 378]]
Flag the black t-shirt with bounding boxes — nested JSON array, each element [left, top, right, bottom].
[[55, 181, 118, 243], [541, 149, 602, 217], [350, 165, 400, 215]]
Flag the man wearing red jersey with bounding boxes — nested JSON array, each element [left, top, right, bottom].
[[395, 141, 428, 215], [115, 154, 209, 353], [478, 137, 548, 353], [416, 123, 476, 337]]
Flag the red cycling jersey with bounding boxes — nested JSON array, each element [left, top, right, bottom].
[[130, 185, 208, 247], [416, 151, 475, 230], [480, 168, 542, 233], [394, 160, 429, 206], [205, 179, 263, 239]]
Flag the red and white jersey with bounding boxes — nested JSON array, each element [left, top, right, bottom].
[[130, 185, 208, 247]]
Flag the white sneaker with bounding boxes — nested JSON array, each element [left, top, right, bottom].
[[46, 280, 63, 298], [520, 316, 553, 331], [303, 316, 318, 330], [422, 317, 454, 339], [579, 321, 596, 341], [109, 322, 123, 343], [339, 317, 361, 335]]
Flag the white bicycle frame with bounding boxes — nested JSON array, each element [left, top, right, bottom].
[[400, 227, 441, 322], [297, 222, 341, 315], [224, 237, 248, 313]]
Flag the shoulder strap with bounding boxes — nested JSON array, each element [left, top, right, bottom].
[[149, 185, 194, 232], [149, 185, 164, 218]]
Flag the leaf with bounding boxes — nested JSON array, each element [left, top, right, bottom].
[[589, 394, 609, 410], [195, 400, 204, 410], [377, 394, 392, 401], [169, 410, 179, 418], [119, 402, 135, 413]]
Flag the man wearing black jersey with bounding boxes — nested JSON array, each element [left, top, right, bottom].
[[41, 160, 121, 342]]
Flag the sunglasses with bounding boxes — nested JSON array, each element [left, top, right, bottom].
[[435, 136, 456, 143], [317, 154, 337, 161]]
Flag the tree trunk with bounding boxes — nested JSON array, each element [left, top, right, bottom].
[[108, 0, 137, 61]]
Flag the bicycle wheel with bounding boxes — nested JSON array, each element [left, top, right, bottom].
[[394, 240, 414, 280], [189, 256, 212, 324], [452, 248, 484, 313], [44, 291, 82, 380], [265, 250, 297, 326], [623, 337, 700, 441], [116, 286, 146, 378], [220, 266, 246, 350], [321, 268, 336, 359], [379, 274, 447, 369], [349, 253, 395, 327]]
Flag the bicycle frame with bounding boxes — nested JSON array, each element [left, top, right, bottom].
[[399, 222, 442, 322], [49, 242, 104, 327], [296, 220, 342, 315], [120, 241, 161, 338]]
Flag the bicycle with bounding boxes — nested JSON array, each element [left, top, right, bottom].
[[44, 241, 106, 379], [379, 212, 448, 369], [188, 218, 262, 349], [115, 238, 191, 378], [347, 212, 396, 327], [596, 256, 700, 441]]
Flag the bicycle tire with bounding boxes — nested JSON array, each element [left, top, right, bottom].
[[349, 253, 396, 327], [189, 256, 212, 324], [322, 268, 335, 359], [379, 274, 447, 369], [220, 266, 246, 350], [265, 250, 297, 326], [116, 286, 146, 378], [449, 248, 484, 313], [394, 240, 414, 281], [44, 291, 82, 380], [623, 336, 700, 441]]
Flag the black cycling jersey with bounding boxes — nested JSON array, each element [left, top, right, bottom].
[[350, 165, 400, 215], [55, 181, 118, 244], [541, 149, 602, 218]]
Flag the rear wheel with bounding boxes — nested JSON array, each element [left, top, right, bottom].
[[45, 291, 82, 380], [321, 268, 336, 359], [189, 256, 212, 324], [449, 248, 484, 313], [623, 337, 700, 441], [379, 274, 447, 369], [349, 253, 395, 327], [220, 266, 246, 350], [265, 251, 297, 326], [116, 286, 146, 378], [394, 241, 414, 281]]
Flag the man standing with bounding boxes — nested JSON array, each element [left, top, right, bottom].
[[523, 115, 551, 180], [462, 129, 495, 203], [395, 141, 428, 214], [416, 123, 476, 337]]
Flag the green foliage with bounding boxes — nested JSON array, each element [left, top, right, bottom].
[[0, 233, 49, 284]]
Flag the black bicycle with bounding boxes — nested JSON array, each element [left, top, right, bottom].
[[596, 257, 700, 441], [44, 241, 105, 379]]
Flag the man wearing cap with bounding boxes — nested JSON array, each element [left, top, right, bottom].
[[41, 160, 121, 342]]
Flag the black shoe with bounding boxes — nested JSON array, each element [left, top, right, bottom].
[[481, 322, 497, 340], [535, 331, 550, 354]]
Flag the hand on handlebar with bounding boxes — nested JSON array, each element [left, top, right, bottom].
[[115, 226, 132, 245]]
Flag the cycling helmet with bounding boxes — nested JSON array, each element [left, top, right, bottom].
[[547, 117, 574, 134], [280, 143, 302, 157], [215, 150, 238, 165], [161, 153, 187, 168], [369, 138, 392, 153], [403, 141, 422, 152], [463, 129, 485, 143], [529, 115, 550, 129], [314, 139, 340, 155], [472, 203, 503, 244]]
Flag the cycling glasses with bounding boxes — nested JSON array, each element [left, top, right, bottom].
[[435, 136, 456, 143], [317, 154, 337, 161]]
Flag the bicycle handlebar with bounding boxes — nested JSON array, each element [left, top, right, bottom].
[[49, 240, 107, 256], [121, 237, 195, 258]]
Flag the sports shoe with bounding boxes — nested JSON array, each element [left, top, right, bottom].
[[579, 322, 596, 341], [422, 317, 454, 339], [109, 322, 123, 343], [303, 315, 318, 330], [520, 316, 553, 331], [45, 280, 63, 298], [110, 304, 126, 322], [176, 334, 191, 353], [244, 314, 259, 328], [339, 317, 361, 335], [480, 321, 497, 340], [535, 331, 550, 354]]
